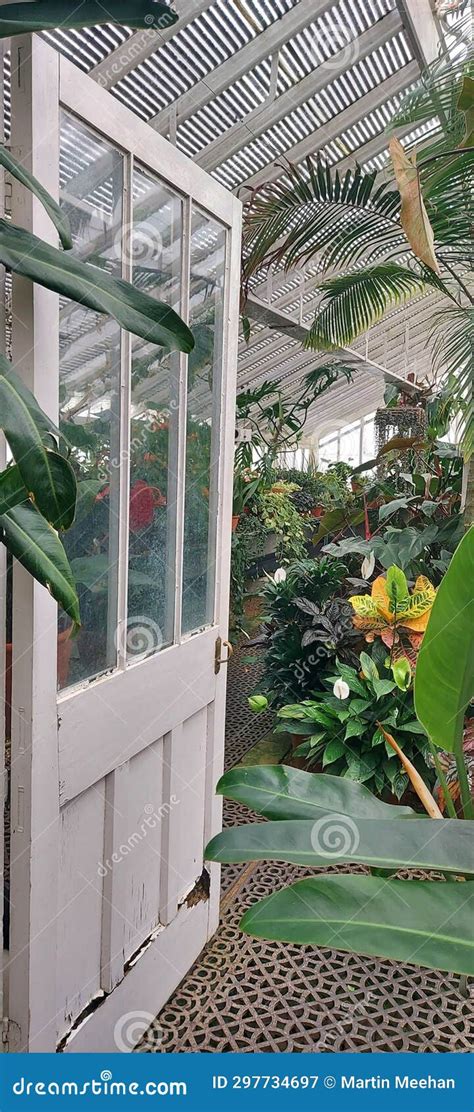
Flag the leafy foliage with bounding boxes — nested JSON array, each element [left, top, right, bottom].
[[207, 764, 474, 975], [254, 558, 356, 704], [280, 653, 432, 799]]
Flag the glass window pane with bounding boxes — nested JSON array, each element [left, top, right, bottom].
[[362, 415, 376, 462], [339, 423, 361, 466], [181, 210, 226, 635], [126, 168, 182, 661], [319, 436, 338, 469], [58, 113, 123, 690]]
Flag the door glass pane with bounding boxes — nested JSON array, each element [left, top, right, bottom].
[[182, 210, 226, 635], [58, 113, 123, 690], [126, 168, 182, 661]]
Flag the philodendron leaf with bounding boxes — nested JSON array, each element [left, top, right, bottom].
[[239, 875, 474, 975], [0, 144, 72, 249], [0, 221, 194, 353], [0, 502, 80, 625], [215, 765, 416, 821], [389, 137, 440, 275], [415, 527, 474, 753], [0, 1, 178, 37], [0, 360, 77, 529], [206, 817, 474, 875]]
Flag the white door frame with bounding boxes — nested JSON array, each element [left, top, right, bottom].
[[6, 34, 241, 1052]]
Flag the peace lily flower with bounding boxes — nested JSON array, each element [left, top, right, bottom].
[[361, 551, 375, 580], [274, 567, 287, 583], [333, 678, 350, 700]]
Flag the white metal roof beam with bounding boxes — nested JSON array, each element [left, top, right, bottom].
[[396, 0, 441, 68], [90, 0, 214, 90], [245, 294, 417, 394], [239, 58, 419, 193], [149, 0, 335, 135], [197, 9, 402, 173]]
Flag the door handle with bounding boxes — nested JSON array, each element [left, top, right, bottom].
[[214, 637, 233, 674]]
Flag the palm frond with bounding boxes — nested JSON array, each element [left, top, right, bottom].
[[243, 157, 404, 285], [390, 21, 473, 146], [431, 305, 474, 457], [305, 263, 448, 350], [424, 146, 474, 264]]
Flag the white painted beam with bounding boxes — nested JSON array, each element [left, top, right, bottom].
[[149, 0, 334, 135], [197, 10, 402, 173], [245, 294, 417, 393], [397, 0, 441, 67], [90, 0, 214, 90], [238, 59, 419, 193]]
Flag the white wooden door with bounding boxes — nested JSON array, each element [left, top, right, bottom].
[[7, 36, 241, 1053]]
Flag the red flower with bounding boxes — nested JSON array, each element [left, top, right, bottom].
[[129, 480, 155, 531]]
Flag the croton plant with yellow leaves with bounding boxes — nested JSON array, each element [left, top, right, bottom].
[[349, 564, 436, 663]]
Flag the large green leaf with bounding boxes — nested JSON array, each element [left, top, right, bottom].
[[0, 465, 27, 516], [0, 1, 178, 37], [0, 221, 194, 353], [415, 527, 474, 754], [0, 361, 76, 529], [215, 765, 415, 821], [0, 502, 80, 625], [207, 817, 473, 875], [240, 875, 474, 975], [0, 144, 72, 249]]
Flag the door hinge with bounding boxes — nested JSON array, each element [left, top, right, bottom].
[[2, 1016, 10, 1047], [214, 637, 233, 675]]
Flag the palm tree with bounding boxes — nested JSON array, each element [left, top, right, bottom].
[[242, 19, 473, 501]]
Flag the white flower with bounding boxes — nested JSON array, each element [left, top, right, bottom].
[[274, 567, 287, 583], [333, 678, 350, 700], [361, 551, 375, 580]]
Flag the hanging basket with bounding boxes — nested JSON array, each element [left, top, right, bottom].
[[375, 404, 427, 475]]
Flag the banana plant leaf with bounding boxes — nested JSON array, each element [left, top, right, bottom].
[[0, 221, 194, 353], [415, 527, 474, 753], [215, 765, 416, 821], [0, 501, 80, 625], [0, 1, 178, 37], [240, 875, 474, 975], [0, 144, 72, 249], [0, 362, 77, 529], [206, 817, 474, 875]]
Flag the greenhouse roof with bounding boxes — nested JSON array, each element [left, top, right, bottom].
[[18, 0, 463, 434]]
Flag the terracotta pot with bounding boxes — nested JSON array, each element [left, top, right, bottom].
[[4, 626, 73, 738], [231, 514, 240, 532], [311, 505, 324, 518]]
